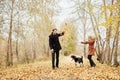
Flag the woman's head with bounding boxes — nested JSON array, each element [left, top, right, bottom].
[[88, 36, 95, 41]]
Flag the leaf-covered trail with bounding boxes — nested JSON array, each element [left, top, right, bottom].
[[0, 56, 120, 80]]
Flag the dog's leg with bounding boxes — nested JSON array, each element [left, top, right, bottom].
[[82, 63, 84, 67], [71, 59, 73, 61], [75, 63, 77, 66], [79, 63, 83, 67], [80, 63, 82, 67], [82, 61, 84, 67]]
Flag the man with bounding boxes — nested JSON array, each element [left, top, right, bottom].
[[49, 28, 65, 69], [81, 36, 96, 67]]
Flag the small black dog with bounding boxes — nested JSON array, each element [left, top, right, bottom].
[[71, 55, 83, 66]]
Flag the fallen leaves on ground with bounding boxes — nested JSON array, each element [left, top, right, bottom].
[[0, 56, 120, 80]]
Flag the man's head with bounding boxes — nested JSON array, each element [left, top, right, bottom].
[[52, 28, 57, 35]]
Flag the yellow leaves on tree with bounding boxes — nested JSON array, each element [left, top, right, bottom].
[[100, 1, 120, 17], [100, 15, 120, 29], [99, 1, 120, 34], [87, 2, 93, 15], [60, 21, 77, 55], [100, 16, 118, 25]]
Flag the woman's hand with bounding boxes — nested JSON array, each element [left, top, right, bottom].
[[81, 42, 84, 44]]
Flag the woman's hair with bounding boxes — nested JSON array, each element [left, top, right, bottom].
[[88, 36, 95, 40]]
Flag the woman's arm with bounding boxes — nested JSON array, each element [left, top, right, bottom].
[[81, 41, 89, 44], [81, 40, 95, 44]]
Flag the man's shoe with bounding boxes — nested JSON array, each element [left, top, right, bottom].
[[56, 65, 59, 68], [52, 67, 55, 70], [52, 66, 55, 70], [92, 64, 96, 67]]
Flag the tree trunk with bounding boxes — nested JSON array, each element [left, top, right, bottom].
[[113, 22, 119, 67], [16, 13, 20, 62], [24, 40, 29, 64], [83, 5, 87, 58], [102, 0, 112, 65], [113, 0, 120, 67], [6, 39, 10, 66], [77, 0, 87, 57], [83, 26, 86, 57], [105, 29, 111, 64], [32, 36, 36, 60], [16, 37, 19, 61], [6, 0, 14, 66]]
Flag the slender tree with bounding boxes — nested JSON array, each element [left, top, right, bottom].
[[6, 0, 15, 66]]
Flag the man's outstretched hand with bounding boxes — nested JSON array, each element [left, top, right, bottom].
[[60, 31, 65, 36], [62, 31, 65, 34]]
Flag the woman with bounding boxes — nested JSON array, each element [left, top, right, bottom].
[[81, 36, 96, 67]]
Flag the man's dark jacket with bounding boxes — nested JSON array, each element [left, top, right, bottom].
[[49, 32, 64, 51]]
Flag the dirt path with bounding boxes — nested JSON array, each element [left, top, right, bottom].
[[0, 56, 120, 80]]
